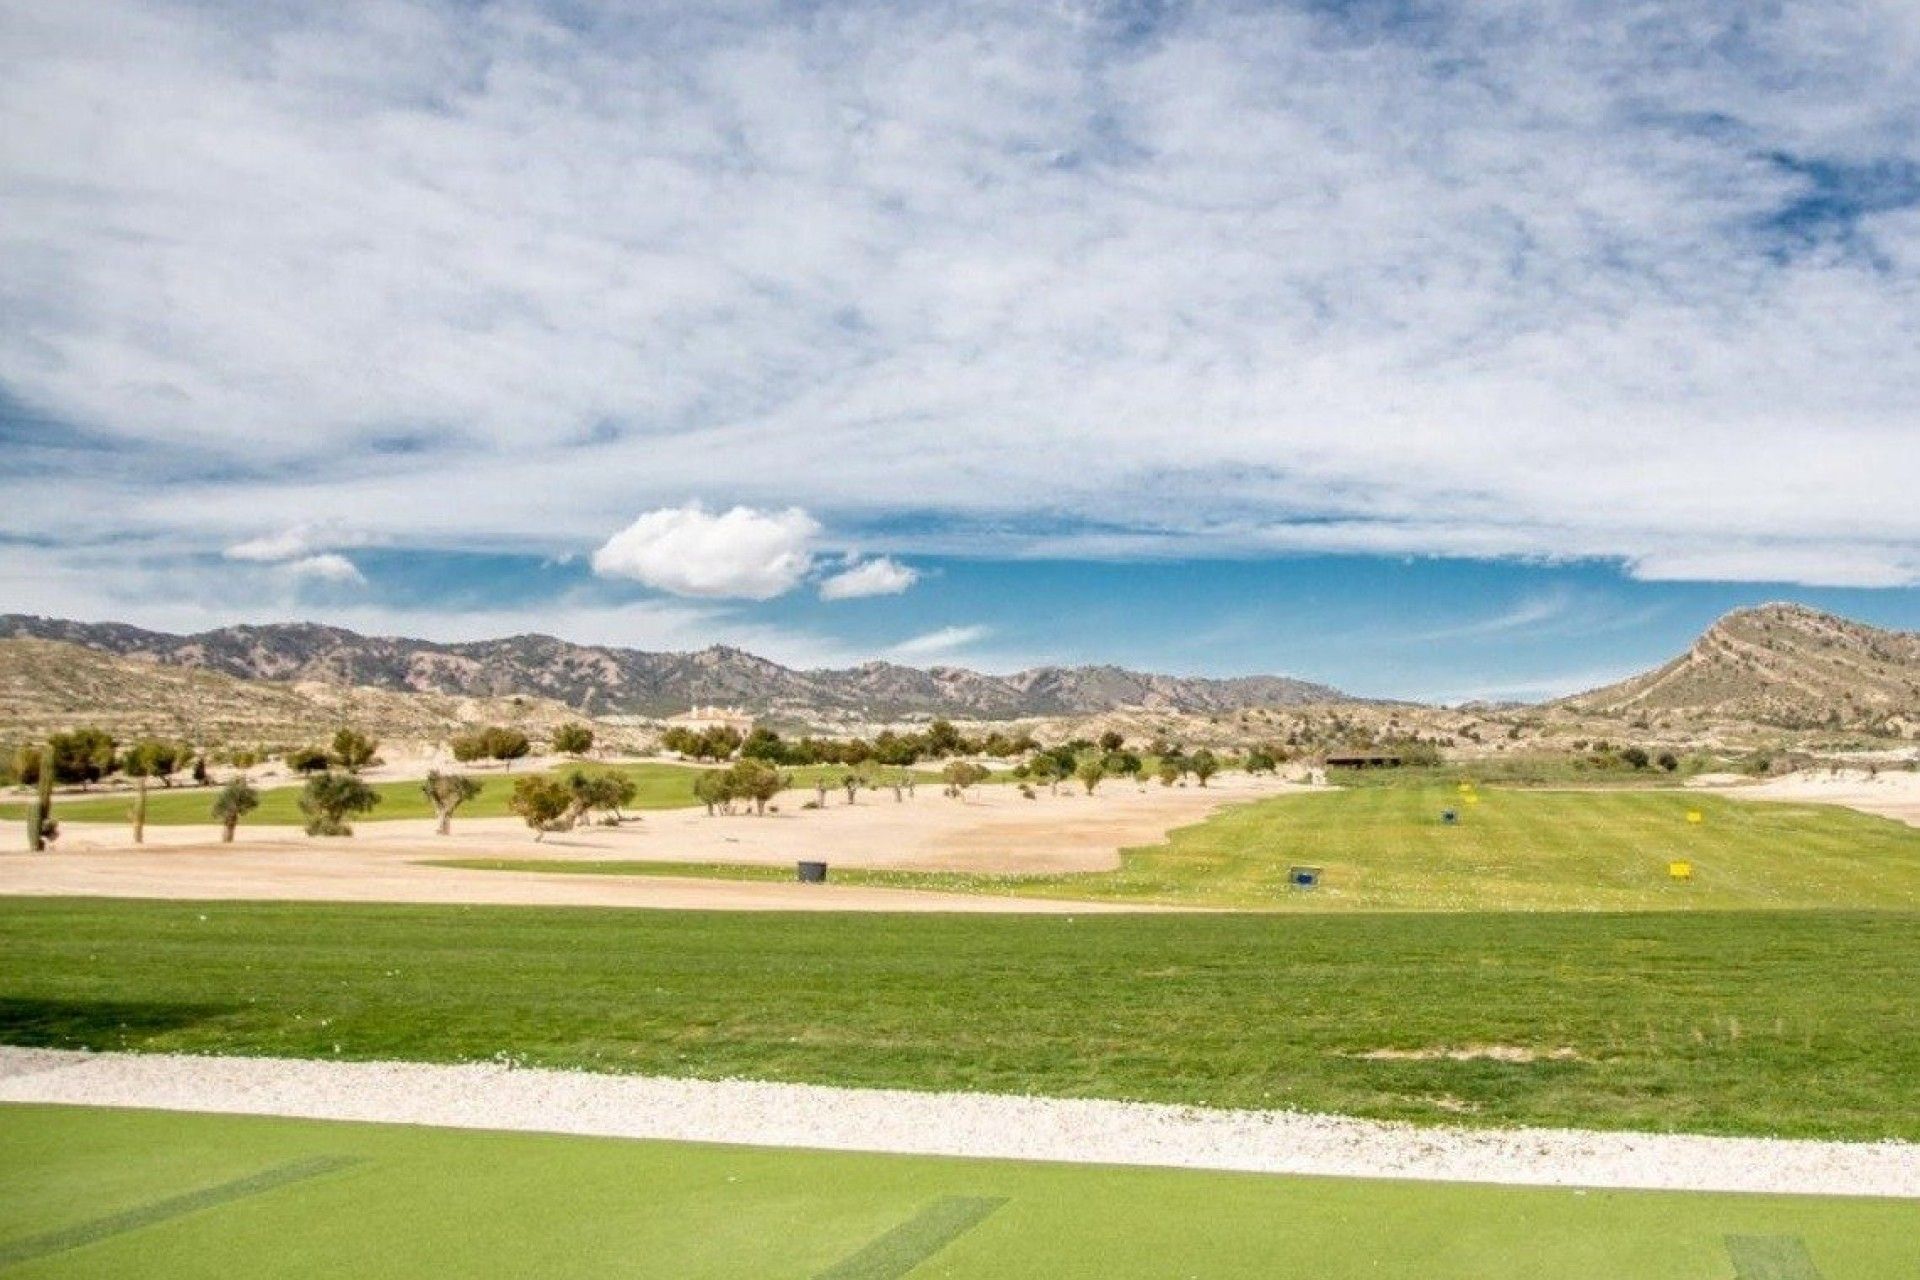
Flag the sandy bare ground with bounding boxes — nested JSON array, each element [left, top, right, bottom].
[[1698, 768, 1920, 829], [0, 775, 1303, 913], [3, 1049, 1913, 1198]]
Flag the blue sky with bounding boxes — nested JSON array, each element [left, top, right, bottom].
[[2, 1, 1917, 699]]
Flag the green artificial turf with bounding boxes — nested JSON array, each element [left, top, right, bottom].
[[2, 899, 1915, 1139], [1, 1105, 1914, 1278], [435, 786, 1920, 912], [0, 762, 987, 827]]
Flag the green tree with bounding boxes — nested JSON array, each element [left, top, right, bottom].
[[1189, 749, 1219, 787], [298, 771, 380, 836], [942, 760, 988, 797], [693, 769, 734, 815], [725, 759, 787, 814], [484, 727, 532, 769], [1657, 751, 1680, 773], [20, 729, 119, 788], [449, 733, 488, 764], [925, 720, 963, 758], [551, 723, 595, 756], [1622, 746, 1651, 770], [508, 775, 571, 839], [1156, 759, 1181, 787], [1098, 730, 1125, 753], [1244, 747, 1277, 775], [421, 771, 483, 836], [285, 746, 331, 775], [1076, 758, 1106, 794], [210, 778, 260, 843], [1027, 755, 1062, 795], [330, 728, 379, 772]]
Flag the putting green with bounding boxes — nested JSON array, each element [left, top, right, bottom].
[[2, 1106, 1914, 1278]]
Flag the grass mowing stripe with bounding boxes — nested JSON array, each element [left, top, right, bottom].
[[1725, 1236, 1823, 1280], [813, 1197, 1007, 1280], [0, 1155, 362, 1268]]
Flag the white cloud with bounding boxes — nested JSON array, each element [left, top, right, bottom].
[[0, 1, 1917, 588], [224, 522, 375, 564], [280, 553, 365, 584], [818, 556, 919, 600], [591, 504, 820, 599], [887, 624, 990, 659]]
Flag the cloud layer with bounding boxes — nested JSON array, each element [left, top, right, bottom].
[[3, 0, 1919, 589]]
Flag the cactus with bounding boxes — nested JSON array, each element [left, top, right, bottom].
[[26, 741, 54, 852]]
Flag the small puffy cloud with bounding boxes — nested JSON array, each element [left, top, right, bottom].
[[818, 556, 920, 600], [225, 527, 324, 563], [224, 522, 373, 564], [592, 503, 820, 599], [282, 553, 365, 584], [887, 624, 990, 659]]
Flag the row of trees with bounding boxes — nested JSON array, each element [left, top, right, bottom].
[[665, 720, 1043, 766], [14, 730, 210, 789]]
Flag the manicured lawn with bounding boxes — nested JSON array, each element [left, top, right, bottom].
[[0, 762, 986, 827], [3, 1106, 1915, 1279], [1, 899, 1915, 1140], [439, 786, 1920, 912]]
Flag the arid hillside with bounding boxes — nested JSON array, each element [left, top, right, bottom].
[[1562, 604, 1920, 735], [0, 638, 594, 750]]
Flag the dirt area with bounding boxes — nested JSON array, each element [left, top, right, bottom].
[[0, 774, 1308, 912], [1696, 768, 1920, 828]]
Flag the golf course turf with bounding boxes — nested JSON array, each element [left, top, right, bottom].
[[2, 1104, 1915, 1278], [1, 898, 1915, 1140], [437, 785, 1920, 912]]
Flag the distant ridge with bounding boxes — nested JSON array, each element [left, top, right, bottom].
[[0, 615, 1349, 720], [1561, 603, 1920, 732]]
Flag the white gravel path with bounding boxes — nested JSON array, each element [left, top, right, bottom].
[[2, 1048, 1914, 1199]]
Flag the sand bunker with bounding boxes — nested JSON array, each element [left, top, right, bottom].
[[1704, 768, 1920, 829], [0, 774, 1306, 913]]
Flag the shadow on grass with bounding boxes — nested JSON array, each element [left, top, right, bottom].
[[0, 995, 237, 1049]]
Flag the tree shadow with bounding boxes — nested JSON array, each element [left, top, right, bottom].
[[0, 996, 236, 1048]]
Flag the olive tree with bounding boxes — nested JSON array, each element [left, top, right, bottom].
[[299, 771, 380, 836], [211, 778, 260, 843], [421, 771, 483, 835], [508, 775, 570, 839]]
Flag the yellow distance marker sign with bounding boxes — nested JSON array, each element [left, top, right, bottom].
[[1686, 810, 1704, 824], [1669, 861, 1693, 881]]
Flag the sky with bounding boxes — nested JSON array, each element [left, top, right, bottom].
[[2, 0, 1918, 701]]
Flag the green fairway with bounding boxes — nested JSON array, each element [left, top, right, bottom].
[[2, 1105, 1913, 1279], [440, 786, 1920, 912], [0, 762, 984, 827], [2, 899, 1915, 1139]]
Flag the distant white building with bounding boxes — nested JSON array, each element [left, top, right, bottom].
[[665, 704, 755, 735]]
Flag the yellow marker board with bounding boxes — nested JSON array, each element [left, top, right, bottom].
[[1686, 810, 1704, 824], [1463, 793, 1481, 805], [1669, 861, 1693, 881]]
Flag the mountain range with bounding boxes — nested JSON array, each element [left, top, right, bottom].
[[3, 603, 1914, 740], [0, 615, 1348, 721]]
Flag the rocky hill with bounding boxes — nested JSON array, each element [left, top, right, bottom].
[[0, 637, 591, 748], [1562, 604, 1920, 734], [0, 616, 1348, 719]]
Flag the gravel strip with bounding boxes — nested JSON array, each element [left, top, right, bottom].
[[2, 1048, 1913, 1198]]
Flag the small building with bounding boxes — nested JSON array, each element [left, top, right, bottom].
[[1325, 753, 1403, 769], [665, 704, 756, 736]]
